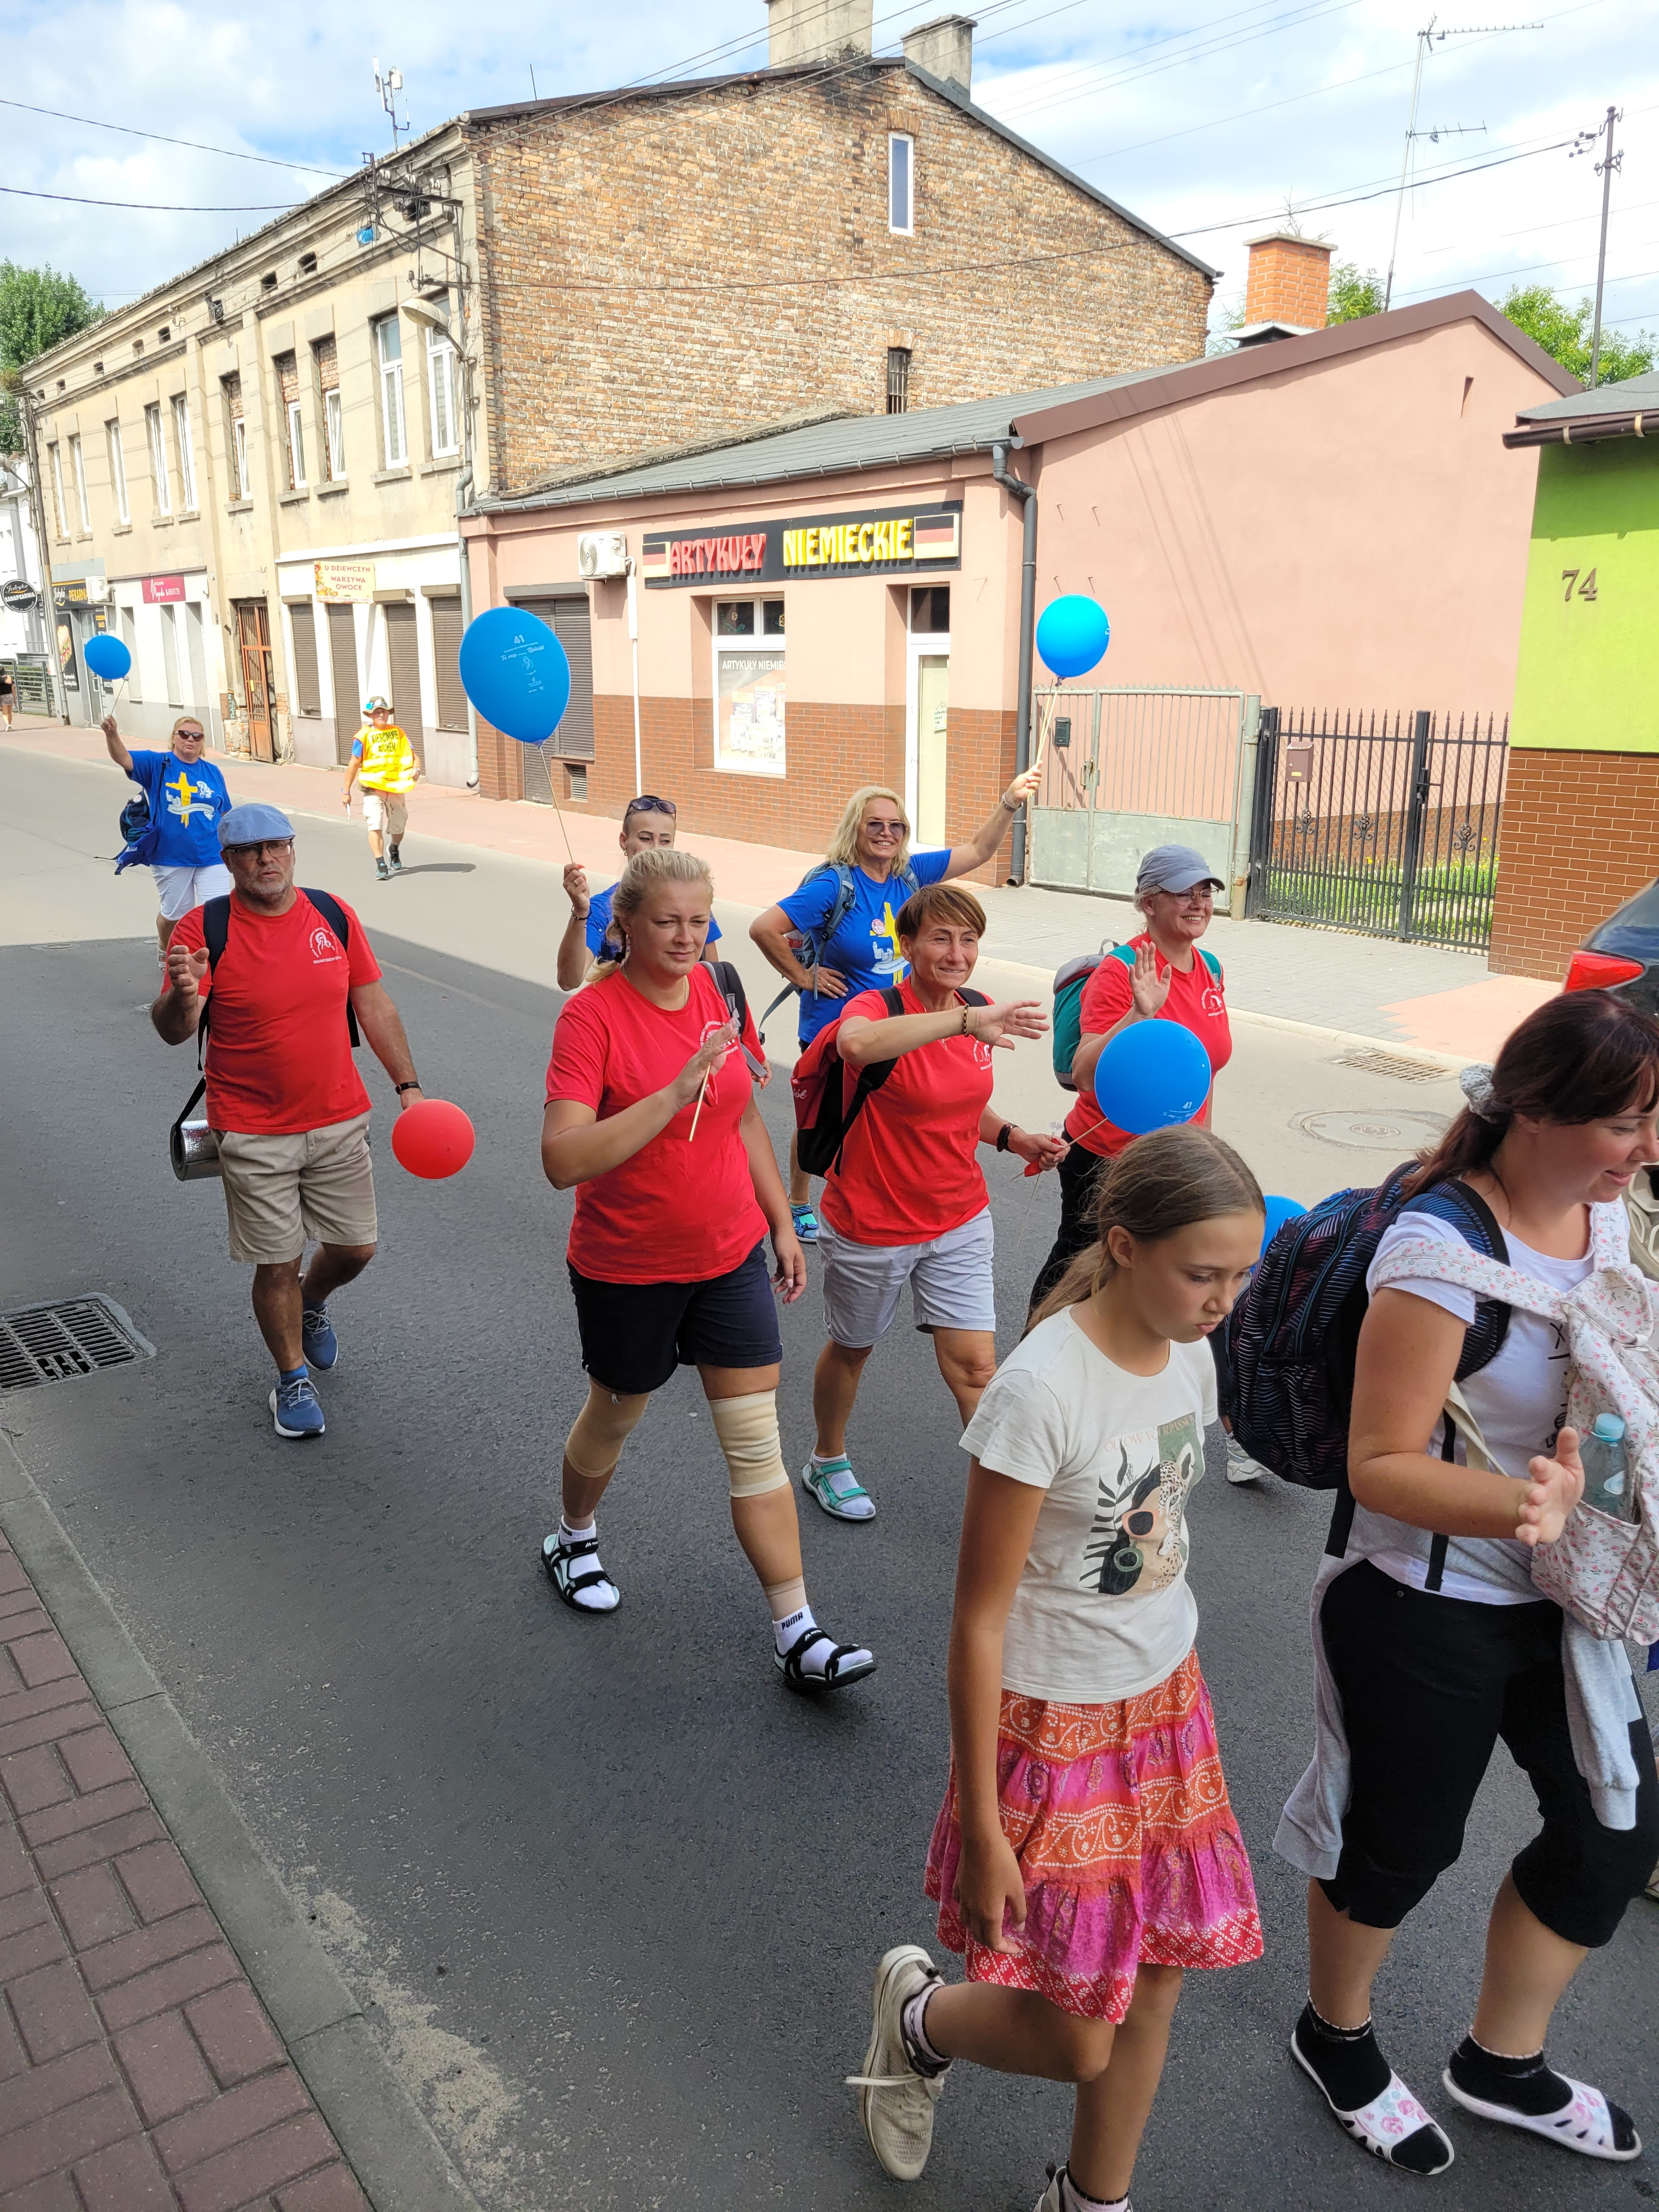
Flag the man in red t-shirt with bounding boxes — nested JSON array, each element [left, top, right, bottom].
[[153, 803, 426, 1441]]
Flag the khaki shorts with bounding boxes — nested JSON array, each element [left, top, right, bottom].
[[216, 1113, 377, 1265], [362, 788, 408, 836]]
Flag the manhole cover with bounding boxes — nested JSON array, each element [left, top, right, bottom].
[[0, 1297, 153, 1393], [1330, 1047, 1451, 1085], [1296, 1108, 1450, 1152]]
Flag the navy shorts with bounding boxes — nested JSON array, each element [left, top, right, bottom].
[[568, 1240, 783, 1396]]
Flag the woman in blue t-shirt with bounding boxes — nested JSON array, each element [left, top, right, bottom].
[[749, 771, 1040, 1240], [102, 711, 233, 957]]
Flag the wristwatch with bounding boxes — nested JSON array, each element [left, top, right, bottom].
[[395, 1080, 421, 1095]]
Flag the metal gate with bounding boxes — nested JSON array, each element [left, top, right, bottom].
[[1028, 688, 1254, 910], [1246, 706, 1506, 950]]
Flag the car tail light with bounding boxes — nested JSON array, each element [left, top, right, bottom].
[[1564, 950, 1645, 992]]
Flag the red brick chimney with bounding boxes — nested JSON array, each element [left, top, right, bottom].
[[1243, 233, 1333, 331]]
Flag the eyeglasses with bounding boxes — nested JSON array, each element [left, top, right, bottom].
[[865, 820, 906, 836], [224, 839, 294, 857], [176, 727, 205, 741], [626, 794, 676, 818]]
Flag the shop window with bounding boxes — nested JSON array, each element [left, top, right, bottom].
[[888, 133, 914, 235], [145, 402, 171, 516], [910, 585, 950, 633], [106, 421, 130, 526], [375, 316, 408, 469], [714, 598, 786, 777], [886, 346, 911, 414], [172, 394, 197, 510]]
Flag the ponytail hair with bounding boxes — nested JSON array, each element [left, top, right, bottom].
[[1028, 1124, 1264, 1330], [585, 845, 716, 983], [1402, 988, 1659, 1198]]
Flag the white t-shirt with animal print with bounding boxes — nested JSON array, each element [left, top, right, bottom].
[[961, 1307, 1217, 1704]]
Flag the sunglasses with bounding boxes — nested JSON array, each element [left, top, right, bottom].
[[176, 727, 205, 741], [865, 819, 907, 835], [626, 794, 676, 819]]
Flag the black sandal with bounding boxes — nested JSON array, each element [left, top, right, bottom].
[[542, 1533, 620, 1613], [774, 1625, 876, 1690]]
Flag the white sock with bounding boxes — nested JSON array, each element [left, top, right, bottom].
[[1060, 2172, 1126, 2212], [812, 1448, 850, 1466], [774, 1602, 817, 1654], [558, 1516, 595, 1548]]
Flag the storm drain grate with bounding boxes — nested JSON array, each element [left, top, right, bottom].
[[1330, 1046, 1450, 1085], [0, 1298, 150, 1393]]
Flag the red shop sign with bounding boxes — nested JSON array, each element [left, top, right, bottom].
[[142, 574, 187, 604]]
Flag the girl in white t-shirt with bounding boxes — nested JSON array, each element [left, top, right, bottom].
[[849, 1125, 1266, 2212]]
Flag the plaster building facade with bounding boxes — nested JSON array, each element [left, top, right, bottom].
[[19, 0, 1211, 786]]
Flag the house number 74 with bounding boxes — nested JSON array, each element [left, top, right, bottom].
[[1561, 568, 1599, 601]]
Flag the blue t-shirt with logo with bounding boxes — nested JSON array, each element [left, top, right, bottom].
[[127, 749, 233, 868], [585, 882, 723, 958], [778, 850, 953, 1043]]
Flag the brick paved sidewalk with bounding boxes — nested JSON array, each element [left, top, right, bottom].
[[0, 1533, 365, 2212]]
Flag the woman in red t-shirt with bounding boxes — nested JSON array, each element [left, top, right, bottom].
[[541, 846, 874, 1691], [1029, 844, 1232, 1317], [803, 884, 1064, 1523]]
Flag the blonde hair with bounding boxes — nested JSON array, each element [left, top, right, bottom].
[[825, 786, 912, 873], [585, 845, 716, 983], [170, 714, 206, 742], [1028, 1125, 1263, 1329]]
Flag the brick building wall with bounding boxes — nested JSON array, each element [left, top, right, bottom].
[[1488, 748, 1659, 979], [470, 64, 1211, 496]]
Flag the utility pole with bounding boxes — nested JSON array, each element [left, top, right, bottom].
[[1588, 104, 1621, 388]]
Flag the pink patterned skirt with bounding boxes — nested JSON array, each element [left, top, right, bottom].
[[923, 1649, 1262, 2023]]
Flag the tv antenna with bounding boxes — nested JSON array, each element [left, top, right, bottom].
[[1382, 17, 1541, 310], [373, 59, 407, 155]]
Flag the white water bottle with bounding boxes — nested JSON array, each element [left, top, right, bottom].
[[1579, 1413, 1632, 1520]]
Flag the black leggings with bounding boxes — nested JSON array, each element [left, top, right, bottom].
[[1320, 1561, 1658, 1948], [1029, 1139, 1107, 1313]]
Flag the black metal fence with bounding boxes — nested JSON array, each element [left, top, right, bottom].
[[1246, 707, 1508, 951]]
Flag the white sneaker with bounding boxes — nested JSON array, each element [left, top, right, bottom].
[[1225, 1433, 1269, 1485], [846, 1945, 948, 2180]]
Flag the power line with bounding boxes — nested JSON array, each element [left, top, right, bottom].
[[1398, 246, 1659, 297], [0, 95, 349, 178], [0, 183, 297, 212]]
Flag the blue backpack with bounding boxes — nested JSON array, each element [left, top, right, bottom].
[[115, 792, 161, 874], [759, 858, 921, 1041]]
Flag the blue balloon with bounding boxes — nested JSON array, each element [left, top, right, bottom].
[[1260, 1193, 1307, 1257], [1092, 1019, 1211, 1135], [458, 606, 572, 743], [1036, 594, 1110, 681], [83, 633, 131, 680]]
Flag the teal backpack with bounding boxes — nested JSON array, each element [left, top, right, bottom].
[[1052, 942, 1223, 1091]]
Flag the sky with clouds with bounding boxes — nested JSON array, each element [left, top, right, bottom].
[[1, 0, 1655, 353]]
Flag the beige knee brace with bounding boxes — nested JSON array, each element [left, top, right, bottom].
[[710, 1391, 790, 1499], [563, 1381, 650, 1479]]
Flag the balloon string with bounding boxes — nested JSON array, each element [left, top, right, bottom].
[[539, 741, 577, 864], [688, 1069, 710, 1141]]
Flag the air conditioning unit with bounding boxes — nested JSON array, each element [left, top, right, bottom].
[[83, 575, 109, 604], [577, 532, 629, 580]]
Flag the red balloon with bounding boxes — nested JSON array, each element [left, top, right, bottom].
[[391, 1098, 475, 1180]]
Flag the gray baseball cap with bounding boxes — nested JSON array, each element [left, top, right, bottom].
[[218, 802, 295, 850], [1136, 843, 1224, 895]]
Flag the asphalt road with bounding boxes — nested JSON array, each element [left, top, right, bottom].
[[2, 745, 1655, 2212]]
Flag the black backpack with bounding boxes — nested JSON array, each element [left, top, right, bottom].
[[792, 987, 989, 1175], [175, 889, 359, 1126]]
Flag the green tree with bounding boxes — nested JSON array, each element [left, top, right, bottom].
[[0, 262, 104, 456], [1498, 281, 1656, 387], [1328, 261, 1384, 324]]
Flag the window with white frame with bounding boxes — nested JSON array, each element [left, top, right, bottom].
[[286, 398, 307, 490], [70, 435, 91, 532], [172, 394, 197, 510], [426, 325, 458, 457], [222, 373, 246, 500], [375, 317, 407, 468], [325, 390, 346, 479], [106, 421, 130, 526], [48, 443, 67, 536], [714, 599, 786, 777], [145, 403, 171, 516], [888, 133, 915, 235]]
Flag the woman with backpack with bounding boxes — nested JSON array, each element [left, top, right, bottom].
[[541, 844, 875, 1692], [1279, 989, 1659, 2176], [849, 1125, 1265, 2209], [798, 883, 1064, 1522], [749, 772, 1041, 1244]]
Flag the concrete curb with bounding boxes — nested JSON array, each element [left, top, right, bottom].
[[0, 1433, 482, 2212]]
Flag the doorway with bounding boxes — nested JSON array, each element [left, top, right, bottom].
[[904, 586, 950, 844], [234, 601, 276, 763]]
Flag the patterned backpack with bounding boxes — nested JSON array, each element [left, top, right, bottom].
[[1371, 1203, 1659, 1643]]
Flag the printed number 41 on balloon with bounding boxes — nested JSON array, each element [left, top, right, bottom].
[[457, 606, 573, 744]]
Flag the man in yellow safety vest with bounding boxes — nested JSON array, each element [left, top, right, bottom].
[[342, 696, 421, 881]]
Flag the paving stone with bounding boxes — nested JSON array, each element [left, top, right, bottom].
[[0, 1700, 101, 1763], [5, 1634, 77, 1691], [48, 1864, 137, 1951], [7, 1957, 103, 2062], [71, 2131, 179, 2212], [187, 1982, 287, 2088], [156, 2067, 311, 2175], [0, 1915, 67, 1984], [21, 1780, 150, 1850], [0, 1885, 53, 1942], [275, 2165, 371, 2212], [117, 1838, 205, 1924], [114, 2010, 219, 2127], [0, 2000, 30, 2081], [57, 1727, 134, 1798], [0, 2171, 82, 2212], [0, 2084, 143, 2192], [80, 1904, 221, 1995], [172, 2114, 340, 2212], [33, 1807, 166, 1882], [95, 1942, 242, 2033], [0, 1678, 97, 1736], [0, 1824, 34, 1898], [0, 2041, 119, 2142], [1, 1745, 73, 1819]]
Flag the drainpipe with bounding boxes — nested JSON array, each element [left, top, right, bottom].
[[991, 441, 1037, 884], [625, 555, 642, 795], [456, 487, 478, 788]]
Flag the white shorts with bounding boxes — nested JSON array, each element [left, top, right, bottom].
[[152, 861, 233, 921], [819, 1207, 996, 1348], [362, 789, 408, 836]]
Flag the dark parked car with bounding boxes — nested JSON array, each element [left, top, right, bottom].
[[1564, 878, 1659, 1017]]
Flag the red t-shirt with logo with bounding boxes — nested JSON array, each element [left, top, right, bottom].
[[820, 980, 998, 1248], [172, 891, 381, 1136], [1063, 936, 1231, 1159], [546, 965, 768, 1284]]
